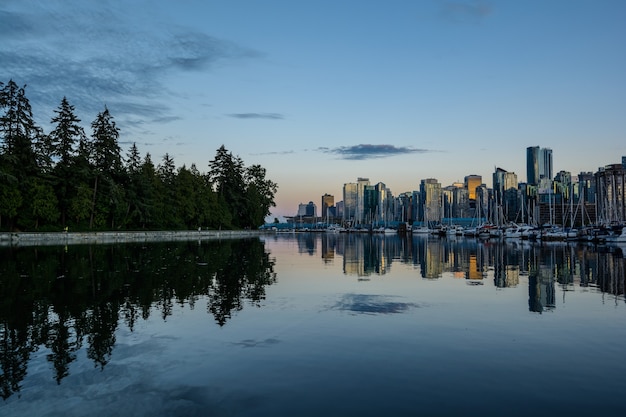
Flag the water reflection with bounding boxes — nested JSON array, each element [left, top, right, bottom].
[[276, 233, 626, 307], [0, 239, 275, 400], [2, 234, 625, 405]]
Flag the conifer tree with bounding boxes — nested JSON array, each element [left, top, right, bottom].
[[89, 107, 123, 229], [49, 97, 86, 225], [0, 80, 41, 179], [208, 145, 246, 228]]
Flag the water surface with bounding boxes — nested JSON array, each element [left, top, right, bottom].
[[1, 235, 625, 416]]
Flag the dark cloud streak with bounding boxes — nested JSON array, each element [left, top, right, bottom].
[[227, 113, 285, 120], [320, 144, 434, 160]]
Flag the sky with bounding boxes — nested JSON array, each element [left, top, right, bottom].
[[1, 0, 625, 221]]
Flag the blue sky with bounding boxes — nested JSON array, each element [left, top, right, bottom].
[[2, 0, 625, 220]]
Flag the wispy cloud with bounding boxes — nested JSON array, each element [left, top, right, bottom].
[[226, 113, 285, 120], [250, 150, 295, 156], [320, 144, 434, 160], [0, 1, 259, 132], [440, 0, 493, 23]]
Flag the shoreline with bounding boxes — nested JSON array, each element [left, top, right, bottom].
[[0, 230, 268, 247]]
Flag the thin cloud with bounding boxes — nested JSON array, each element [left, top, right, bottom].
[[227, 113, 285, 120], [321, 144, 434, 160], [440, 0, 493, 23], [250, 150, 295, 156]]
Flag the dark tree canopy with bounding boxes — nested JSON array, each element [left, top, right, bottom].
[[0, 80, 278, 231]]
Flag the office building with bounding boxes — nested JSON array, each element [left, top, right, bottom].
[[321, 194, 334, 220], [464, 175, 481, 199], [420, 178, 442, 223], [527, 146, 553, 185], [343, 182, 357, 223]]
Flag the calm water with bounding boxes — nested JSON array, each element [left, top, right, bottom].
[[1, 234, 625, 417]]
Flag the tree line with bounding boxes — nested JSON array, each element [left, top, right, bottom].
[[0, 80, 278, 231]]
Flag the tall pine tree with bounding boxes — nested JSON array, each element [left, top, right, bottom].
[[49, 97, 86, 225]]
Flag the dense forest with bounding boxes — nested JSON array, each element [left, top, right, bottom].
[[0, 79, 278, 232]]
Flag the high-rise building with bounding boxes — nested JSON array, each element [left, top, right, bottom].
[[493, 168, 518, 199], [343, 183, 357, 223], [355, 177, 370, 223], [420, 178, 442, 223], [321, 193, 334, 220], [297, 201, 317, 217], [595, 163, 625, 224], [464, 174, 482, 205], [527, 146, 553, 185]]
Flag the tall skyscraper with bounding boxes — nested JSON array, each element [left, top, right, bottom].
[[321, 193, 334, 220], [420, 178, 442, 223], [343, 183, 357, 223], [527, 146, 553, 185], [464, 175, 482, 201], [356, 177, 370, 223]]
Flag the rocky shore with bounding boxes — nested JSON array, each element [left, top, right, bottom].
[[0, 229, 267, 247]]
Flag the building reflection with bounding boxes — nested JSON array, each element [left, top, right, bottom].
[[295, 233, 625, 311]]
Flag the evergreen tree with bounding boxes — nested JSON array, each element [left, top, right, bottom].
[[124, 143, 143, 228], [175, 165, 198, 228], [138, 153, 159, 229], [49, 97, 86, 225], [50, 97, 84, 167], [244, 164, 278, 228], [208, 145, 246, 228], [91, 106, 121, 174], [89, 107, 123, 229], [0, 80, 41, 179], [157, 153, 181, 228]]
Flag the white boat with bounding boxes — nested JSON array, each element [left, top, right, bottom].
[[503, 225, 522, 239], [605, 226, 626, 243], [463, 227, 478, 237], [412, 225, 431, 234]]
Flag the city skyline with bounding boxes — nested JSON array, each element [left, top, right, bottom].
[[2, 0, 625, 220], [289, 145, 621, 220]]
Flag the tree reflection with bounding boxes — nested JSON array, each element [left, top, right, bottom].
[[0, 238, 276, 398]]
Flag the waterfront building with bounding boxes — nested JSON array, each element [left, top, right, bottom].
[[453, 187, 471, 218], [527, 146, 553, 185], [595, 163, 625, 224], [420, 178, 442, 224], [321, 193, 334, 220], [300, 201, 316, 217], [577, 172, 596, 204], [464, 175, 482, 207], [476, 184, 489, 220], [396, 191, 412, 223], [297, 203, 307, 217], [335, 201, 344, 219], [343, 182, 357, 223], [363, 185, 378, 224], [356, 177, 370, 224], [493, 167, 518, 221], [554, 170, 572, 203], [375, 182, 392, 223], [411, 191, 420, 223]]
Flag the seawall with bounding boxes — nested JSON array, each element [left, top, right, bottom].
[[0, 230, 267, 247]]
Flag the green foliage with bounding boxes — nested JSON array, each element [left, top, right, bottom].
[[0, 81, 278, 231], [30, 178, 60, 228]]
